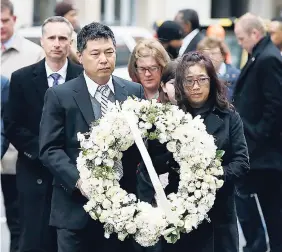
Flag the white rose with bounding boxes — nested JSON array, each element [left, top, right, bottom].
[[195, 169, 205, 178], [102, 199, 112, 209], [216, 179, 224, 189], [115, 222, 124, 232], [166, 141, 177, 153], [125, 222, 137, 234], [201, 182, 209, 190], [104, 159, 114, 168], [195, 181, 201, 188], [194, 190, 202, 199], [117, 231, 128, 241], [144, 122, 153, 129], [188, 186, 196, 193], [95, 157, 102, 166]]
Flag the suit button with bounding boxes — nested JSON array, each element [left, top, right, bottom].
[[37, 179, 43, 185]]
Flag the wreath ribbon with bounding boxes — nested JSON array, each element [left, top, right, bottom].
[[123, 111, 178, 224]]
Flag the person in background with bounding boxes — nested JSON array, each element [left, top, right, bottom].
[[137, 59, 178, 201], [128, 38, 170, 100], [269, 17, 282, 54], [206, 24, 232, 64], [156, 20, 183, 59], [234, 13, 282, 252], [174, 9, 204, 55], [197, 37, 240, 101], [1, 75, 9, 159], [54, 1, 80, 63], [1, 1, 44, 251], [4, 16, 82, 252], [54, 1, 80, 33]]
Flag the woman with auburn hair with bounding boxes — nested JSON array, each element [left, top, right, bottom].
[[142, 52, 249, 252], [128, 38, 170, 100]]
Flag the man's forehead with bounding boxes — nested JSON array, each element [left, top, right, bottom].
[[1, 7, 13, 16]]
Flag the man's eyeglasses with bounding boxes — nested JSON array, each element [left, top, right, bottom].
[[136, 66, 160, 74], [184, 76, 210, 87]]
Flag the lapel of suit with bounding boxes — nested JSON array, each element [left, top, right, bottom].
[[235, 37, 269, 93], [204, 109, 225, 136], [113, 76, 128, 102], [234, 55, 255, 92], [33, 59, 49, 102], [73, 74, 95, 126], [65, 59, 81, 81]]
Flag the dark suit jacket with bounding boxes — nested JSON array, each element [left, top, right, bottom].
[[233, 36, 282, 171], [4, 59, 83, 191], [183, 31, 204, 54], [39, 74, 144, 229], [1, 75, 9, 158], [137, 107, 249, 252]]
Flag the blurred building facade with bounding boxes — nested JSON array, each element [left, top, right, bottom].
[[11, 0, 282, 29]]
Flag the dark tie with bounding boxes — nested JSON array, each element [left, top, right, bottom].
[[50, 73, 61, 86]]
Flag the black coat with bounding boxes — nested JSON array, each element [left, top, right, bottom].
[[39, 74, 144, 230], [233, 36, 282, 171], [183, 31, 204, 54], [4, 58, 82, 189], [3, 58, 82, 251], [137, 106, 249, 252]]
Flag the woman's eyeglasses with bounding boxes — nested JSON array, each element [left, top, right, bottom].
[[184, 76, 210, 87], [136, 66, 160, 74]]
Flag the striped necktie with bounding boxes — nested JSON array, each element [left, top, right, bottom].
[[95, 84, 123, 179], [96, 84, 110, 116]]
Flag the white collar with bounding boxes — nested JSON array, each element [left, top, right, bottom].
[[3, 33, 16, 50], [218, 62, 227, 76], [45, 60, 68, 79], [83, 71, 115, 97], [179, 29, 200, 56]]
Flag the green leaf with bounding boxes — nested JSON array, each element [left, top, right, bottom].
[[216, 150, 225, 159]]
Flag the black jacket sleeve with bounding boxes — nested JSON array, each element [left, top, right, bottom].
[[39, 88, 79, 193], [4, 72, 39, 160], [223, 111, 250, 181]]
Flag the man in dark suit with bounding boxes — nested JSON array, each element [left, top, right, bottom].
[[4, 16, 82, 252], [233, 13, 282, 252], [175, 9, 204, 56], [39, 22, 144, 252]]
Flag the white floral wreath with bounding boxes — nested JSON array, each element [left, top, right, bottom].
[[77, 98, 224, 247]]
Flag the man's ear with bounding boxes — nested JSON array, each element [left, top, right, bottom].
[[77, 51, 83, 65]]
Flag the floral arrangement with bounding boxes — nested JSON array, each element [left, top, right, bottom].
[[77, 98, 224, 247]]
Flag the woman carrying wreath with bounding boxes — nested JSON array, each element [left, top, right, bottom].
[[139, 52, 250, 252]]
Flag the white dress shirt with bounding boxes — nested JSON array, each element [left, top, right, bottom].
[[45, 60, 68, 87], [83, 71, 115, 97], [179, 29, 200, 56]]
